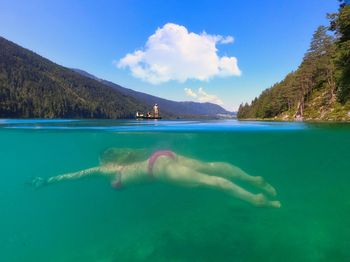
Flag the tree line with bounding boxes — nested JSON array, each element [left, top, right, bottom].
[[238, 1, 350, 120]]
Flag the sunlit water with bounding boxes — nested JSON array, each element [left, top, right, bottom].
[[1, 119, 349, 261]]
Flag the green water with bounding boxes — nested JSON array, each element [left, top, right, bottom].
[[1, 120, 350, 261]]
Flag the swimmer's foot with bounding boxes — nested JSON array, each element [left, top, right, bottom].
[[253, 176, 277, 197], [269, 200, 281, 208], [253, 193, 281, 208]]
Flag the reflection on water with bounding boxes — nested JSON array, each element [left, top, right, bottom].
[[0, 120, 350, 261]]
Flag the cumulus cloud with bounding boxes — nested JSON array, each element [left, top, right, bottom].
[[184, 87, 197, 98], [184, 87, 224, 106], [218, 35, 234, 44], [117, 23, 241, 84]]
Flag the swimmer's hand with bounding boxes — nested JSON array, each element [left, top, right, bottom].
[[30, 177, 47, 189]]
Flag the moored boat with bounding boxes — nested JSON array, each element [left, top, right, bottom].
[[136, 103, 161, 119]]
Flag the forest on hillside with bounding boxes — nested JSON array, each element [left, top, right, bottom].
[[238, 2, 350, 121], [0, 36, 231, 119], [0, 37, 153, 119]]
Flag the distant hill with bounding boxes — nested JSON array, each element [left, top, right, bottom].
[[71, 68, 102, 82], [0, 35, 232, 119], [0, 36, 150, 118], [72, 69, 232, 118]]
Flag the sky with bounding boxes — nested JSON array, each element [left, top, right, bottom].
[[0, 0, 340, 111]]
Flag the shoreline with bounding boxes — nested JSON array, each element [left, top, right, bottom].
[[1, 117, 350, 123], [237, 117, 350, 123]]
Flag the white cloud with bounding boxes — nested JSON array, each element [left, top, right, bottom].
[[184, 87, 224, 106], [117, 23, 241, 84], [184, 88, 197, 98], [219, 35, 234, 44]]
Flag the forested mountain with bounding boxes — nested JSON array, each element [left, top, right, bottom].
[[0, 37, 230, 119], [0, 37, 152, 118], [72, 69, 231, 117], [238, 2, 350, 121]]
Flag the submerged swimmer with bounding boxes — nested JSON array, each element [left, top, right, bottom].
[[31, 148, 281, 208]]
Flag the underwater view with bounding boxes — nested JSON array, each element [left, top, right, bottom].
[[1, 119, 350, 261]]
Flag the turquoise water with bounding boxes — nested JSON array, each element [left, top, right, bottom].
[[1, 119, 350, 261]]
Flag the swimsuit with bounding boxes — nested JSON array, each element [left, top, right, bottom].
[[111, 150, 175, 189], [148, 150, 176, 177]]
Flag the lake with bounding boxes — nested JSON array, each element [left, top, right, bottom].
[[1, 119, 349, 261]]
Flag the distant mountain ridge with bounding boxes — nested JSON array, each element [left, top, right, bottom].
[[72, 69, 233, 117], [0, 35, 232, 119], [0, 36, 149, 118]]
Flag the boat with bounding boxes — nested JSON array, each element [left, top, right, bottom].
[[136, 116, 162, 120], [136, 103, 162, 119]]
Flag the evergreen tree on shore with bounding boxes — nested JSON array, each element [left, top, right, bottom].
[[329, 2, 350, 102], [238, 2, 350, 120]]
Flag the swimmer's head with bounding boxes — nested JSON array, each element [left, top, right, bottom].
[[99, 148, 149, 165]]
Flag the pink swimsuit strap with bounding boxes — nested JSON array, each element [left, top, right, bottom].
[[148, 150, 175, 177]]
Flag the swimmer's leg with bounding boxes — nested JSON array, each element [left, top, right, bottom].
[[209, 163, 277, 197], [162, 163, 280, 208], [200, 175, 281, 208], [178, 156, 277, 196]]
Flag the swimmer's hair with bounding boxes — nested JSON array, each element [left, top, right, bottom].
[[99, 148, 150, 165]]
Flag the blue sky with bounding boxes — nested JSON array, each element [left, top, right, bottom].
[[0, 0, 339, 111]]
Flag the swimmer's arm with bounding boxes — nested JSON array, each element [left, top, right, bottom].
[[47, 166, 103, 183], [31, 166, 112, 188]]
